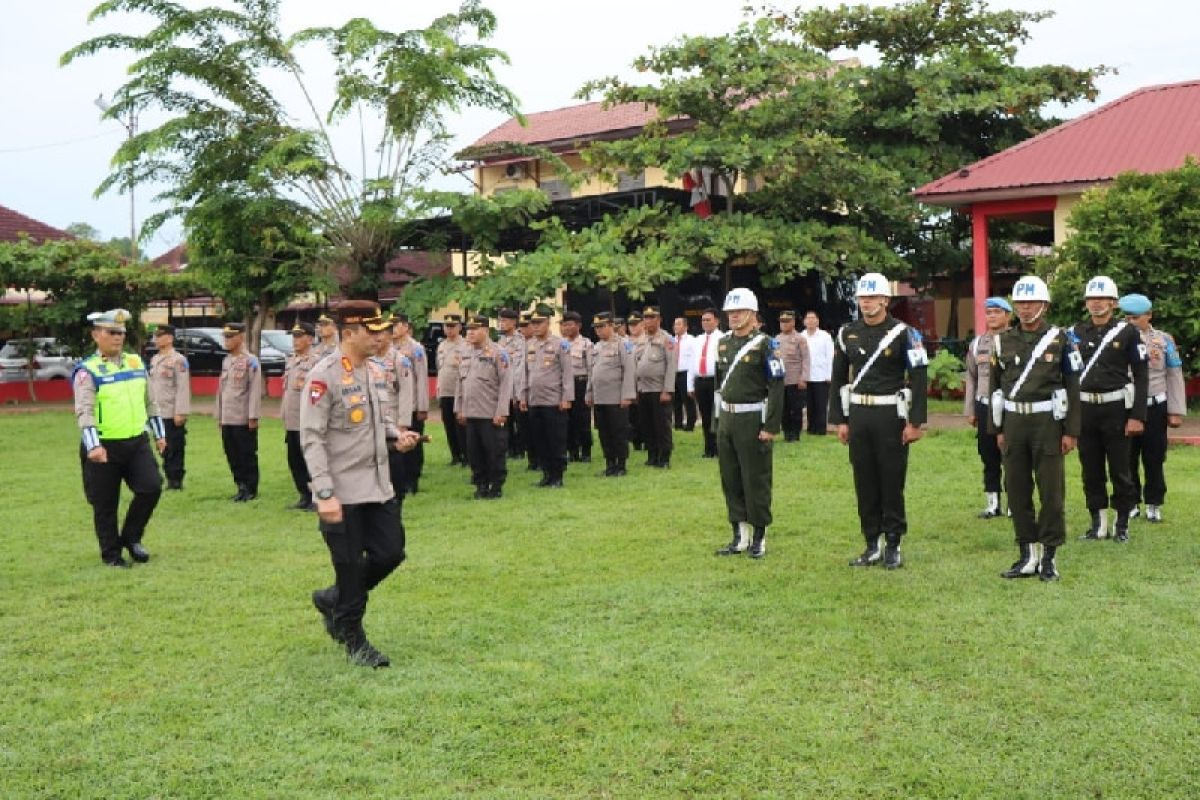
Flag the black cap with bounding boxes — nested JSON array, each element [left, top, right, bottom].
[[627, 311, 643, 323], [222, 322, 246, 336], [498, 308, 519, 320], [465, 314, 490, 330], [518, 313, 532, 325], [334, 300, 381, 326], [392, 312, 410, 325], [529, 304, 554, 322], [562, 310, 582, 323], [642, 305, 661, 318], [290, 321, 316, 336], [613, 316, 626, 326], [592, 312, 613, 326], [154, 324, 176, 336], [316, 313, 335, 325], [444, 314, 463, 325]]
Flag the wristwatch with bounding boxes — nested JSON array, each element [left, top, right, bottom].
[[316, 488, 335, 500]]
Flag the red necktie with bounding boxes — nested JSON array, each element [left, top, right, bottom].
[[699, 333, 710, 376]]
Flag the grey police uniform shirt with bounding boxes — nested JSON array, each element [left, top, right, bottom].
[[436, 337, 472, 399], [586, 338, 637, 405], [775, 330, 811, 387], [454, 343, 514, 419], [634, 330, 678, 393], [299, 354, 398, 505], [963, 332, 1001, 414], [1140, 326, 1187, 415], [217, 352, 263, 425], [148, 350, 191, 419], [374, 350, 416, 429], [567, 335, 593, 380], [524, 335, 574, 406], [394, 338, 430, 414], [498, 331, 526, 400], [281, 351, 320, 431]]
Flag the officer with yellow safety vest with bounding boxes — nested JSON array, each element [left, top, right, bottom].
[[73, 309, 167, 568]]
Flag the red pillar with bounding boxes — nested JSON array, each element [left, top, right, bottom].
[[971, 208, 989, 337]]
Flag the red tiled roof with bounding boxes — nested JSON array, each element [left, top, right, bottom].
[[151, 244, 188, 272], [914, 80, 1200, 205], [0, 204, 72, 244], [461, 101, 683, 161]]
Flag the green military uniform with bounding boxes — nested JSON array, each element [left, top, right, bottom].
[[714, 331, 784, 548], [989, 320, 1081, 577], [828, 314, 928, 566]]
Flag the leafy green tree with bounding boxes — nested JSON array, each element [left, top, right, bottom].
[[1046, 159, 1200, 372]]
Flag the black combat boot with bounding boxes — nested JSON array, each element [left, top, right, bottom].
[[601, 458, 615, 477], [716, 522, 749, 556], [1001, 542, 1041, 579], [342, 627, 390, 668], [748, 526, 767, 559], [311, 587, 340, 642], [1080, 509, 1105, 540], [1039, 545, 1060, 581], [1114, 510, 1130, 542], [614, 459, 627, 477], [849, 535, 882, 567], [883, 533, 903, 570]]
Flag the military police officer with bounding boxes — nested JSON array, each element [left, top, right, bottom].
[[73, 309, 166, 567], [282, 321, 320, 510], [964, 297, 1012, 518], [148, 323, 191, 490], [829, 273, 929, 570], [712, 289, 784, 559], [1073, 276, 1148, 542], [989, 276, 1082, 581], [455, 315, 513, 498], [520, 305, 573, 487], [217, 322, 262, 501], [585, 313, 637, 477], [634, 306, 678, 468]]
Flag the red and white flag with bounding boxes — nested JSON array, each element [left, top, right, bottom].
[[681, 168, 713, 219]]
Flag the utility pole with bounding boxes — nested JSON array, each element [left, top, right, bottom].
[[94, 94, 138, 262]]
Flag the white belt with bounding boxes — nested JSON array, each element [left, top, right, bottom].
[[1148, 392, 1168, 406], [974, 396, 990, 405], [850, 393, 898, 406], [720, 401, 765, 413], [1081, 389, 1125, 404], [1003, 399, 1054, 414]]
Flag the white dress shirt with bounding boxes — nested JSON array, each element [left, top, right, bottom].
[[687, 328, 726, 391], [802, 328, 835, 382]]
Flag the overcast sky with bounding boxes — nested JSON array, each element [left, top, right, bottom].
[[1, 0, 1197, 256]]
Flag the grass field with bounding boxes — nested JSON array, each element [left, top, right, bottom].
[[2, 411, 1199, 798]]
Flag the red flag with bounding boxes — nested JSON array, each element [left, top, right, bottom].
[[681, 168, 712, 219]]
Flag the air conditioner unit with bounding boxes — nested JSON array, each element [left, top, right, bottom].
[[504, 163, 526, 180]]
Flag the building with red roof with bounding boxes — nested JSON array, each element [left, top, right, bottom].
[[914, 79, 1200, 333], [0, 204, 73, 245]]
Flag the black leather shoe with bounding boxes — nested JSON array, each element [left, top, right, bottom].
[[166, 479, 183, 490], [291, 496, 313, 510], [231, 488, 247, 501], [127, 542, 150, 563], [473, 486, 487, 499], [311, 588, 339, 642], [346, 639, 390, 668], [104, 557, 131, 569], [486, 485, 503, 499]]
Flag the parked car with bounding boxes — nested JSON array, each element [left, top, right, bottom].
[[260, 329, 294, 357], [142, 327, 287, 377], [0, 337, 76, 383]]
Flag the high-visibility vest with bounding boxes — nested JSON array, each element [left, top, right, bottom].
[[79, 352, 150, 439]]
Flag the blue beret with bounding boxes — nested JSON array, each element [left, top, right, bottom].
[[1119, 294, 1151, 315], [984, 297, 1012, 312]]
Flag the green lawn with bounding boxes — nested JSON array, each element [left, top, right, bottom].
[[3, 412, 1198, 798]]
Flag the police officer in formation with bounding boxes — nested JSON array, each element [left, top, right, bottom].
[[370, 313, 415, 505], [281, 321, 320, 510], [688, 307, 725, 458], [712, 289, 784, 559], [217, 322, 262, 501], [148, 323, 191, 490], [625, 311, 644, 451], [775, 310, 810, 442], [989, 276, 1081, 581], [314, 312, 338, 359], [829, 273, 928, 570], [73, 308, 166, 567], [963, 297, 1012, 518], [515, 312, 537, 468], [436, 314, 471, 467], [496, 308, 527, 459], [391, 313, 429, 494], [520, 305, 573, 487], [562, 311, 594, 462], [1120, 293, 1187, 522], [302, 301, 422, 668], [586, 312, 637, 477], [1073, 276, 1148, 542], [634, 306, 678, 468], [455, 315, 513, 498]]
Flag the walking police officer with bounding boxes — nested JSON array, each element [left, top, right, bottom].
[[989, 276, 1082, 581], [586, 312, 636, 477], [562, 310, 594, 462], [148, 323, 190, 490], [1120, 293, 1186, 523], [964, 297, 1012, 518], [217, 322, 262, 501], [775, 310, 810, 442], [634, 306, 677, 468], [73, 309, 166, 567], [521, 305, 573, 487], [282, 321, 320, 510], [303, 301, 422, 668], [455, 315, 513, 498], [712, 289, 784, 559], [1073, 276, 1148, 542], [829, 273, 929, 570]]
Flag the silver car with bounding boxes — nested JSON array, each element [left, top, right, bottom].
[[0, 337, 76, 383]]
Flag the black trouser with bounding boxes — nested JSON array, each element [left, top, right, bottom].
[[319, 500, 405, 636], [1078, 400, 1137, 513], [673, 372, 697, 430], [528, 405, 567, 480], [387, 450, 406, 509], [568, 376, 593, 458], [638, 391, 673, 464], [806, 381, 830, 434], [80, 435, 162, 562], [465, 418, 508, 489], [783, 384, 806, 439], [628, 401, 642, 449], [1003, 410, 1067, 547], [400, 417, 425, 492], [694, 376, 718, 456], [974, 399, 1003, 493], [439, 396, 466, 463], [507, 401, 526, 457], [594, 404, 630, 464], [221, 424, 259, 493], [161, 418, 186, 484], [848, 405, 909, 539], [1130, 400, 1169, 506], [285, 429, 311, 501]]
